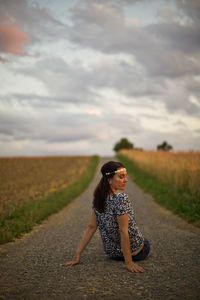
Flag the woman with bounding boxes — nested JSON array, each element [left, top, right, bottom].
[[62, 161, 150, 273]]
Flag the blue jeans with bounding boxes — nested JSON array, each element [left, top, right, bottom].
[[132, 238, 150, 261], [111, 238, 150, 261]]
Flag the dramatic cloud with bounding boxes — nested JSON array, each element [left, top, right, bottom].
[[12, 55, 199, 117], [0, 0, 64, 56], [175, 0, 200, 24], [66, 0, 200, 79]]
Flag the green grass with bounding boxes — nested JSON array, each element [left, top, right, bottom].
[[0, 155, 99, 244], [117, 154, 200, 227]]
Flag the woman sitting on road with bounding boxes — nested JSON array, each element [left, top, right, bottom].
[[62, 161, 150, 273]]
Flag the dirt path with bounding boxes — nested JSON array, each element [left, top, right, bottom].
[[0, 157, 200, 300]]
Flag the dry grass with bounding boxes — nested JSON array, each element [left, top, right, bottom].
[[120, 149, 200, 197], [0, 156, 91, 215]]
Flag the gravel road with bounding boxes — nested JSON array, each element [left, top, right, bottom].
[[0, 157, 200, 300]]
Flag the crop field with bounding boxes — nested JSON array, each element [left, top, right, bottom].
[[119, 149, 200, 197], [0, 156, 91, 216]]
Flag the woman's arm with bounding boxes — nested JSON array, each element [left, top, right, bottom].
[[117, 214, 145, 273], [62, 210, 97, 267]]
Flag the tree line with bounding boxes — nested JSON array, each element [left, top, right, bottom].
[[113, 138, 173, 152]]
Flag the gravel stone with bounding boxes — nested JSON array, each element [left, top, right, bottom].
[[0, 157, 199, 300]]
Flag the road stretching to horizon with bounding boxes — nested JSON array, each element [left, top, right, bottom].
[[0, 157, 200, 299]]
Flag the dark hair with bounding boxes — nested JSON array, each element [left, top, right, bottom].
[[93, 161, 125, 213]]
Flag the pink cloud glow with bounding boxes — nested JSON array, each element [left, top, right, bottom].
[[84, 108, 102, 116], [0, 24, 29, 55]]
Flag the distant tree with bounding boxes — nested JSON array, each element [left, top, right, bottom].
[[157, 141, 173, 151], [113, 138, 134, 152]]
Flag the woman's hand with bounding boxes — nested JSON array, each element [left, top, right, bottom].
[[126, 261, 145, 273], [62, 253, 80, 267]]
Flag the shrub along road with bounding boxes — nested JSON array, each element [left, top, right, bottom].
[[0, 157, 199, 299]]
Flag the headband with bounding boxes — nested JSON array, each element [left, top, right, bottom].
[[105, 168, 126, 176]]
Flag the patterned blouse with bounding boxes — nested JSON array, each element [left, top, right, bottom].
[[93, 193, 144, 258]]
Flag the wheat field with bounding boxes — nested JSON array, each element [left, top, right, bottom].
[[0, 156, 91, 215], [120, 149, 200, 197]]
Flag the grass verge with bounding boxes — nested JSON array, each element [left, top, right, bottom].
[[0, 155, 99, 244], [117, 154, 200, 228]]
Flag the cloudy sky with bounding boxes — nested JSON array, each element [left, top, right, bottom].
[[0, 0, 200, 156]]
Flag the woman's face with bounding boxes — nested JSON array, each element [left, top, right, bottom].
[[108, 168, 128, 194]]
